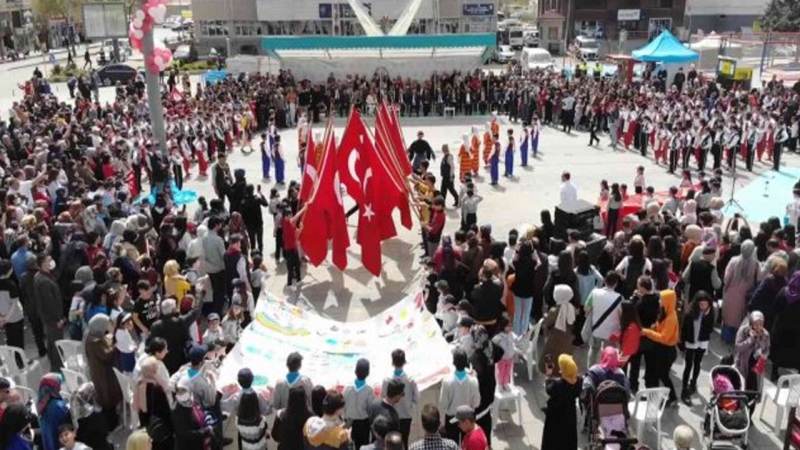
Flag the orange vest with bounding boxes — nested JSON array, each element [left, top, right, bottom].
[[483, 132, 493, 163], [458, 145, 471, 180], [470, 135, 480, 171]]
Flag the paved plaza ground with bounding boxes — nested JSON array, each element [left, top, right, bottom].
[[2, 71, 794, 447]]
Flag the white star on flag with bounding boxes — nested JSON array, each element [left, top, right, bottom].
[[362, 204, 375, 221]]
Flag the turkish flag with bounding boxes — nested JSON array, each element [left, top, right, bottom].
[[298, 127, 349, 270], [386, 103, 413, 177], [375, 104, 413, 230], [299, 125, 318, 203], [337, 109, 370, 204]]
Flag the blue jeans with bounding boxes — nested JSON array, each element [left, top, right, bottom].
[[513, 295, 533, 336]]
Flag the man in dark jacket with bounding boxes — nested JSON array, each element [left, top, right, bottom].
[[408, 131, 435, 172], [149, 297, 201, 374], [241, 185, 269, 253], [19, 256, 47, 357], [469, 264, 505, 327], [32, 253, 65, 370]]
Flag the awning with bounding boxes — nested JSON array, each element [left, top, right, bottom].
[[632, 30, 698, 63]]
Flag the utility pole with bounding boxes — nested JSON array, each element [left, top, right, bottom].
[[141, 0, 167, 155]]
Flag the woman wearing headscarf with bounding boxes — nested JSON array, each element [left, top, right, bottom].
[[69, 383, 113, 450], [722, 240, 759, 344], [583, 346, 629, 393], [103, 219, 127, 259], [0, 403, 34, 450], [83, 314, 122, 429], [163, 259, 191, 303], [37, 373, 71, 450], [539, 284, 576, 376], [748, 258, 788, 332], [541, 354, 580, 450], [133, 356, 174, 450], [735, 311, 770, 392], [770, 271, 800, 378], [641, 289, 680, 405], [172, 377, 213, 450]]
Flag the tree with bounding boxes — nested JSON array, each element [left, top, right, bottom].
[[32, 0, 84, 22], [762, 0, 800, 32]]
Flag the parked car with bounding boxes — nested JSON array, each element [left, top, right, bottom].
[[574, 35, 600, 61], [96, 64, 138, 86], [173, 44, 198, 63], [520, 47, 554, 71], [164, 15, 183, 29], [174, 19, 193, 32], [495, 45, 515, 64]]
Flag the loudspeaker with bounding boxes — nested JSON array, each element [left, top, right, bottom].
[[554, 199, 600, 240]]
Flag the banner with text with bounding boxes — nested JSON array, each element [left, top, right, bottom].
[[218, 292, 452, 391]]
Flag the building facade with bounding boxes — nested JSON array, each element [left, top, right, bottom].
[[193, 0, 498, 55], [538, 0, 686, 55], [0, 0, 33, 55], [684, 0, 769, 33]]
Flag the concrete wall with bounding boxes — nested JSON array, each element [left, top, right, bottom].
[[685, 14, 760, 33]]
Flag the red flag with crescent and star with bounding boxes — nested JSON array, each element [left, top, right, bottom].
[[298, 123, 349, 270], [338, 108, 407, 275]]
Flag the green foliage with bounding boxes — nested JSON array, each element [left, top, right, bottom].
[[32, 0, 85, 21], [48, 64, 86, 82], [174, 59, 220, 73], [762, 0, 800, 32]]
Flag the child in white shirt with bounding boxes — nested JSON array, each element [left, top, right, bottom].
[[114, 313, 138, 373], [491, 316, 516, 390]]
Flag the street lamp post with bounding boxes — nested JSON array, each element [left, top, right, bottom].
[[141, 0, 167, 155]]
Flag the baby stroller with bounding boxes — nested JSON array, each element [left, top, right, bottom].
[[703, 365, 760, 450], [586, 380, 638, 449]]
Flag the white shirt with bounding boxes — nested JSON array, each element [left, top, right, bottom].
[[586, 287, 623, 341], [560, 180, 578, 205]]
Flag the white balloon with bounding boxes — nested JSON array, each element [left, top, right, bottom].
[[147, 4, 167, 24], [132, 17, 143, 28], [134, 9, 145, 21]]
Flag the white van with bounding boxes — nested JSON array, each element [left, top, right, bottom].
[[509, 26, 524, 50], [574, 35, 600, 61], [520, 48, 554, 71]]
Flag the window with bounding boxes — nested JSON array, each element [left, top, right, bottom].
[[548, 26, 559, 40], [575, 0, 604, 9]]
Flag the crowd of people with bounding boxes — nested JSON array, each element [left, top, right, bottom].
[[0, 45, 800, 450]]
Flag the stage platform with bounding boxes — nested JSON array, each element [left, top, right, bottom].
[[723, 166, 800, 224]]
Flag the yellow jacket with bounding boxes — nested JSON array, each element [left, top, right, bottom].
[[642, 289, 680, 346]]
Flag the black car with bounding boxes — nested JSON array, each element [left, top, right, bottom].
[[96, 64, 138, 86]]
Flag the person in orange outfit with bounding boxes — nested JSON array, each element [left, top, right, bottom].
[[482, 123, 493, 167], [458, 134, 472, 182], [470, 126, 481, 176]]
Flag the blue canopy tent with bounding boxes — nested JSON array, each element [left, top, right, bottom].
[[632, 30, 698, 63]]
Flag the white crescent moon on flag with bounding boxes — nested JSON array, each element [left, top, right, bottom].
[[362, 168, 373, 192], [348, 150, 361, 183]]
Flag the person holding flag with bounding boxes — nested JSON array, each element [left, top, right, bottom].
[[504, 129, 515, 178]]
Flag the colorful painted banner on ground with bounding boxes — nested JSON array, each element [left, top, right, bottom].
[[217, 291, 452, 391]]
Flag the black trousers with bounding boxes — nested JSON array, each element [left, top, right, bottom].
[[4, 320, 25, 367], [681, 147, 691, 169], [682, 347, 705, 391], [173, 164, 183, 190], [398, 418, 412, 449], [27, 313, 47, 356], [350, 419, 370, 449], [274, 228, 283, 262], [44, 324, 63, 371], [669, 149, 678, 173], [699, 149, 708, 172], [773, 143, 782, 171], [605, 207, 620, 238], [208, 270, 227, 315], [639, 131, 648, 157], [285, 249, 301, 286], [627, 352, 643, 393], [746, 145, 754, 171], [712, 144, 722, 170], [248, 225, 263, 253], [440, 177, 458, 205], [644, 344, 677, 401], [589, 128, 600, 146]]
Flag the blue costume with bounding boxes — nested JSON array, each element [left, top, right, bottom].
[[520, 133, 529, 167], [531, 124, 540, 157], [273, 140, 285, 184], [490, 141, 500, 185], [260, 139, 271, 180], [504, 139, 514, 177]]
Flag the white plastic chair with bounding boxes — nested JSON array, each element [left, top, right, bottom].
[[492, 363, 525, 428], [55, 340, 87, 371], [628, 387, 670, 450], [14, 385, 37, 413], [0, 345, 41, 388], [61, 368, 88, 398], [112, 367, 138, 430], [759, 374, 800, 431], [516, 318, 543, 381]]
